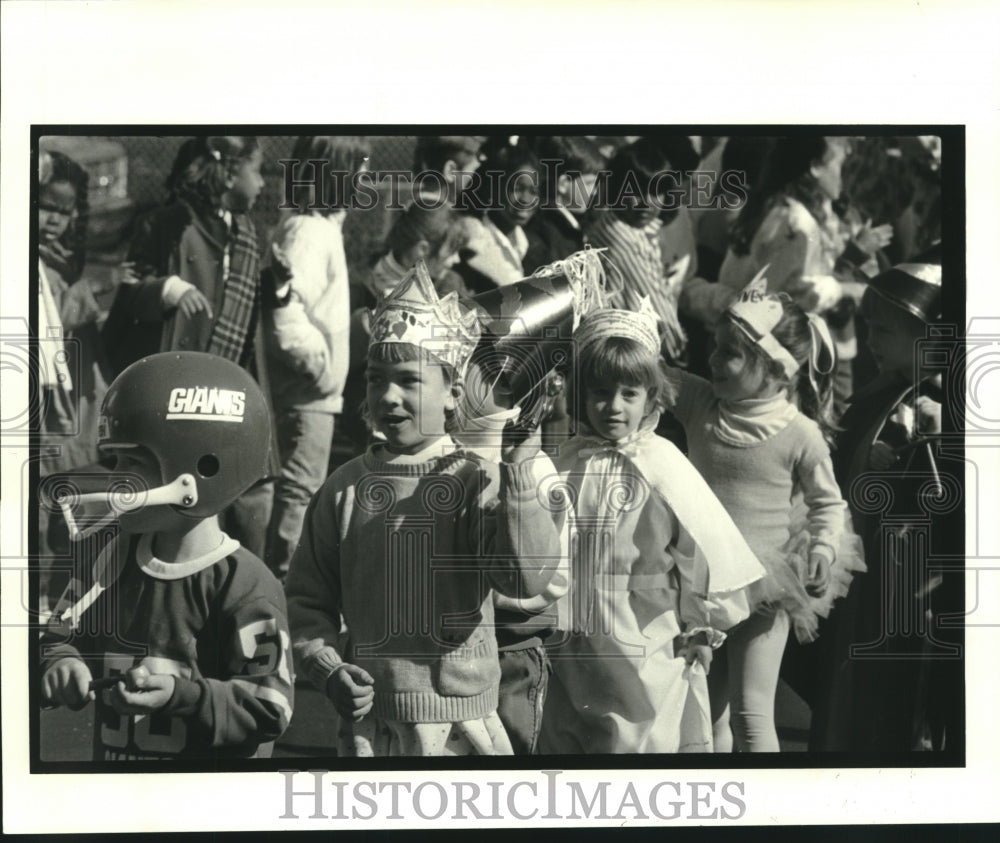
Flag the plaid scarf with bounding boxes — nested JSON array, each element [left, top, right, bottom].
[[206, 213, 260, 367]]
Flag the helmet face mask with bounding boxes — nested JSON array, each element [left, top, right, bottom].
[[55, 352, 272, 541], [104, 445, 190, 535]]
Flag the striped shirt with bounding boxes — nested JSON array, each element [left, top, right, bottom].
[[586, 210, 673, 324]]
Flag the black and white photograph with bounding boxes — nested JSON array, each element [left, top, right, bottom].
[[2, 0, 999, 835]]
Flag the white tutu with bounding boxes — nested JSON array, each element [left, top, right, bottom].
[[749, 504, 866, 644]]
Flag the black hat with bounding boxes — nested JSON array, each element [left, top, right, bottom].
[[867, 263, 942, 323]]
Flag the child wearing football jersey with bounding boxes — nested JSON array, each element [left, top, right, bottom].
[[286, 262, 563, 756], [39, 352, 293, 761]]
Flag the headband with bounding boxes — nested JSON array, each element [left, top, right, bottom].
[[574, 295, 661, 356]]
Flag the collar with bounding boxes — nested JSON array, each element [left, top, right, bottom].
[[714, 393, 799, 446], [136, 531, 239, 580], [576, 412, 660, 459], [370, 434, 457, 465], [484, 217, 528, 260]]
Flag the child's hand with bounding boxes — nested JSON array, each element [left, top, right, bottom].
[[915, 397, 942, 435], [39, 239, 74, 266], [868, 441, 898, 471], [111, 261, 140, 288], [501, 412, 545, 464], [177, 287, 213, 320], [41, 658, 94, 710], [271, 243, 293, 283], [806, 552, 831, 598], [854, 219, 894, 255], [684, 644, 713, 674], [110, 664, 176, 715], [326, 664, 375, 722]]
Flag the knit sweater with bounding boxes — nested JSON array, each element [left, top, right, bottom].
[[285, 440, 563, 723], [666, 368, 845, 567]]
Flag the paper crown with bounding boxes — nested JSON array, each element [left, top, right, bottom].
[[866, 262, 942, 323], [369, 260, 480, 372], [725, 268, 800, 378], [573, 296, 662, 356]]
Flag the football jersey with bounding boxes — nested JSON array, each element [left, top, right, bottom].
[[41, 532, 294, 761]]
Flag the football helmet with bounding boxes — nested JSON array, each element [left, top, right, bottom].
[[57, 352, 272, 539]]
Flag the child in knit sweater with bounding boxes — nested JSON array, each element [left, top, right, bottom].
[[285, 263, 563, 756], [539, 300, 764, 754], [663, 274, 863, 752]]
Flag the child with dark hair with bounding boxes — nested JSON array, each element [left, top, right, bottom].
[[662, 275, 863, 752], [521, 136, 604, 274], [106, 136, 275, 557], [412, 135, 486, 205], [585, 139, 687, 363], [717, 136, 893, 415], [261, 136, 370, 581], [38, 149, 101, 451], [367, 204, 469, 302], [809, 262, 957, 754], [454, 141, 541, 293], [108, 136, 267, 372]]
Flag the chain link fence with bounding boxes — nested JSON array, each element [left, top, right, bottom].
[[40, 132, 942, 279], [72, 134, 413, 244]]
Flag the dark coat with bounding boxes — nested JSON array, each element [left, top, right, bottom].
[[522, 207, 587, 275], [103, 201, 280, 477], [805, 373, 961, 754]]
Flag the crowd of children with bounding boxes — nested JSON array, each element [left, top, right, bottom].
[[37, 133, 954, 759]]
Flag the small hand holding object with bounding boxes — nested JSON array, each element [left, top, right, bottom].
[[868, 441, 898, 471], [855, 219, 894, 255], [915, 396, 942, 435], [177, 287, 213, 320], [684, 644, 713, 675], [501, 402, 549, 464], [806, 551, 831, 598], [326, 664, 376, 722], [110, 664, 176, 715], [41, 658, 94, 711]]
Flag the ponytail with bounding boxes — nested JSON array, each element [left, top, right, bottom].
[[168, 136, 259, 211]]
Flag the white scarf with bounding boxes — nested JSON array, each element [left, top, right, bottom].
[[714, 393, 798, 447]]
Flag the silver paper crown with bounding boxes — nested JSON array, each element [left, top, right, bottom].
[[369, 261, 480, 372]]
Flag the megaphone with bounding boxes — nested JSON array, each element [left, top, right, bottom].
[[468, 248, 615, 428]]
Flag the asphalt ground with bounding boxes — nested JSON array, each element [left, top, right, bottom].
[[38, 675, 811, 762]]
